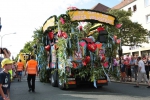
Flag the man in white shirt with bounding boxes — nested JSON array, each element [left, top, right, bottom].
[[134, 57, 150, 88]]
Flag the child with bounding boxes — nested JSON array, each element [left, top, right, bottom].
[[120, 60, 126, 82]]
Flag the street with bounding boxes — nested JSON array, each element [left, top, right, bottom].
[[10, 76, 150, 100]]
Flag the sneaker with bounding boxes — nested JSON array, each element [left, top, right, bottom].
[[134, 85, 139, 88], [147, 86, 150, 88], [32, 90, 35, 93]]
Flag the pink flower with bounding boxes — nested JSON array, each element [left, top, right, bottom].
[[60, 17, 65, 24], [67, 6, 78, 10], [116, 24, 122, 29]]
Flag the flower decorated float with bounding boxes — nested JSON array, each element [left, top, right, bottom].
[[39, 7, 121, 89]]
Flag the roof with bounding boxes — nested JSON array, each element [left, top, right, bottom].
[[112, 0, 136, 9], [91, 3, 110, 12]]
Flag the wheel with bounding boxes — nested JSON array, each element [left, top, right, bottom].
[[58, 76, 65, 90], [51, 72, 58, 87]]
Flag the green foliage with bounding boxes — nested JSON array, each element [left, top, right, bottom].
[[107, 9, 149, 46], [39, 68, 50, 83]]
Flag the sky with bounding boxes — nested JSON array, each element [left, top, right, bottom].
[[0, 0, 122, 58]]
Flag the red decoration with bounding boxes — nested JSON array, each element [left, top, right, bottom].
[[45, 45, 50, 51], [113, 35, 117, 40], [97, 27, 105, 32], [103, 61, 109, 68], [79, 26, 82, 31], [116, 24, 122, 29], [116, 39, 121, 44], [54, 44, 59, 50], [79, 41, 86, 47], [57, 30, 63, 37], [82, 60, 87, 66], [60, 17, 65, 24], [85, 56, 90, 63], [87, 43, 97, 52], [101, 55, 106, 62], [62, 32, 68, 39], [48, 32, 54, 40], [72, 62, 78, 68]]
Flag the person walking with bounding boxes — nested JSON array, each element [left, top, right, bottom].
[[124, 58, 132, 82], [25, 55, 38, 92], [0, 58, 14, 100], [129, 56, 135, 82], [16, 59, 24, 82], [120, 59, 126, 82], [134, 55, 138, 82], [134, 57, 150, 88]]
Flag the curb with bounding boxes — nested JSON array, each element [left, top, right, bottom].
[[110, 80, 148, 86]]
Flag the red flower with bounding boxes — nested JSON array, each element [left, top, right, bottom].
[[62, 32, 68, 39], [45, 45, 50, 51], [48, 32, 54, 40], [87, 43, 97, 52], [97, 27, 105, 32]]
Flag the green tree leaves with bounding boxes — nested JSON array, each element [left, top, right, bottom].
[[108, 9, 149, 46]]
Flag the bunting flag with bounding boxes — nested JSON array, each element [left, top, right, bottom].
[[102, 65, 111, 82], [71, 27, 74, 33], [57, 22, 60, 31], [68, 37, 71, 48], [93, 80, 97, 88], [109, 35, 115, 44], [116, 66, 120, 77], [77, 36, 80, 53], [90, 51, 97, 88]]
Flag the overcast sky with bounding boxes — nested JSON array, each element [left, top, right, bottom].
[[0, 0, 121, 58]]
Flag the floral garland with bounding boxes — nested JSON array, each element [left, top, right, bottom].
[[40, 8, 121, 84]]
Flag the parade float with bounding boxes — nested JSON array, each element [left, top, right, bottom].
[[37, 7, 121, 89]]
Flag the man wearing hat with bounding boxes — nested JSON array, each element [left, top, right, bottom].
[[0, 58, 13, 100]]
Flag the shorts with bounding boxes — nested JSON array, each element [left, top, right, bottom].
[[0, 95, 8, 100], [137, 72, 149, 83], [121, 72, 126, 78], [17, 71, 22, 76]]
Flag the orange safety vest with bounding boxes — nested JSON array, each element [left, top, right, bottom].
[[27, 59, 38, 74], [17, 62, 24, 71]]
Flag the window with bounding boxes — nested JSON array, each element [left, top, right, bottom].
[[146, 15, 150, 23], [128, 7, 131, 11], [145, 0, 150, 7], [133, 5, 137, 11]]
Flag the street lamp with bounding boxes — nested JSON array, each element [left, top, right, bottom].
[[0, 32, 16, 48], [0, 17, 2, 32]]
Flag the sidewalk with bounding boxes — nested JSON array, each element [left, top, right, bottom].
[[110, 77, 149, 86]]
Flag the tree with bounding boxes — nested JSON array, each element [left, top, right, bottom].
[[107, 9, 149, 46], [21, 41, 34, 54]]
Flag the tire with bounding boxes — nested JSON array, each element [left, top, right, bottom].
[[51, 72, 58, 87], [58, 76, 65, 90]]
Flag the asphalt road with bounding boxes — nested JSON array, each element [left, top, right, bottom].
[[10, 76, 150, 100]]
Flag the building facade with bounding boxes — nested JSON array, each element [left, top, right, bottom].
[[113, 0, 150, 57]]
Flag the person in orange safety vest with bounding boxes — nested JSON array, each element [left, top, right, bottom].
[[16, 59, 24, 82], [25, 55, 38, 92]]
